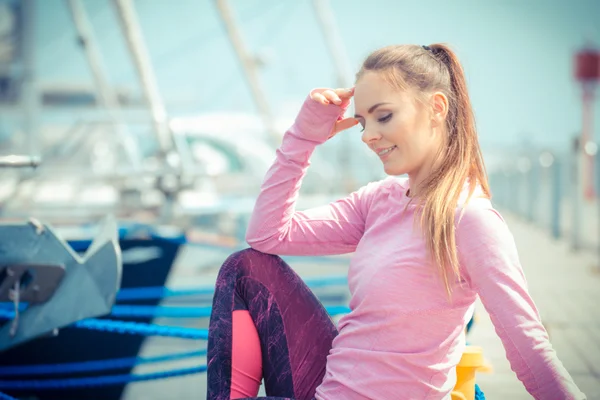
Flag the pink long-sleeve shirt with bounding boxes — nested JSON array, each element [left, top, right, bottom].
[[246, 96, 585, 400]]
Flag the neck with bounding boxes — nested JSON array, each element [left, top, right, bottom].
[[407, 160, 439, 198], [408, 140, 447, 197], [407, 174, 425, 198]]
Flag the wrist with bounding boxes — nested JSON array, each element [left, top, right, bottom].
[[292, 92, 349, 144]]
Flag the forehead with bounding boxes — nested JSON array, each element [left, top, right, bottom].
[[354, 71, 410, 112]]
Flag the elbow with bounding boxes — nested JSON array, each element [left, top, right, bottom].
[[245, 230, 277, 254], [245, 231, 262, 249], [245, 217, 291, 254]]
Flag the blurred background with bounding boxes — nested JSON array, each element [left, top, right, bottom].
[[0, 0, 599, 399]]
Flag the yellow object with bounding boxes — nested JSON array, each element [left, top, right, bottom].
[[451, 392, 468, 400], [478, 360, 494, 374], [451, 345, 484, 400]]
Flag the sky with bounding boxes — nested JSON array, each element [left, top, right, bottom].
[[4, 0, 600, 159]]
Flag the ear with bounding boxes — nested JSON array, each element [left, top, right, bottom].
[[430, 92, 449, 128]]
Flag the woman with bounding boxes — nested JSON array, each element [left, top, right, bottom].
[[206, 44, 585, 400]]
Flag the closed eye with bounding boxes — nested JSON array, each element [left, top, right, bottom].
[[378, 113, 392, 123], [359, 114, 392, 132]]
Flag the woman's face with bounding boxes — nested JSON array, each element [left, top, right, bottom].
[[353, 71, 445, 183]]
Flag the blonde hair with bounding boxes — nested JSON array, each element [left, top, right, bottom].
[[356, 44, 490, 296]]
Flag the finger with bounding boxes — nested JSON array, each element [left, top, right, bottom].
[[334, 87, 354, 99], [339, 96, 352, 109], [335, 88, 354, 108], [333, 117, 359, 134], [321, 89, 342, 105], [310, 92, 330, 105]]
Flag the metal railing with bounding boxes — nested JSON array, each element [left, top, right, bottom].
[[489, 137, 600, 255]]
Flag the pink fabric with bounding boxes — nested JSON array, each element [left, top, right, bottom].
[[245, 95, 586, 399], [231, 310, 262, 399]]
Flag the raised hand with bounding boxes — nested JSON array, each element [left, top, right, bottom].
[[310, 87, 359, 138]]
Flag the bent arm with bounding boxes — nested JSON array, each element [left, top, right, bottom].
[[246, 96, 374, 256], [457, 204, 586, 399]]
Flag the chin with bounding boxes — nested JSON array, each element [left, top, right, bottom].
[[383, 163, 407, 176]]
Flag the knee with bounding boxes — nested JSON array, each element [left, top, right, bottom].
[[228, 247, 263, 260], [225, 247, 268, 265], [220, 248, 281, 276]]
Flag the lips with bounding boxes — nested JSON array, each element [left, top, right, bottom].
[[377, 145, 397, 156]]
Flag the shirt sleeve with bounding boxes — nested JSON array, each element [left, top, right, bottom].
[[456, 202, 586, 400], [245, 95, 376, 256]]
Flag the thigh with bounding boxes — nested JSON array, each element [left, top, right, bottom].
[[208, 248, 338, 400]]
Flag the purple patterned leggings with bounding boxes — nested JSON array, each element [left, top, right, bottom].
[[206, 248, 339, 400]]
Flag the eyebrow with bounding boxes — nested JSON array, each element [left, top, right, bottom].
[[354, 102, 392, 118]]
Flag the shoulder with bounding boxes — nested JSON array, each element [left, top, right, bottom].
[[457, 196, 506, 229], [455, 196, 525, 286], [356, 175, 407, 199], [368, 175, 408, 192], [348, 176, 406, 214], [456, 195, 510, 239], [455, 196, 516, 257]]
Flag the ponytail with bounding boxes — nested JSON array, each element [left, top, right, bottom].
[[419, 43, 490, 297], [357, 43, 490, 297]]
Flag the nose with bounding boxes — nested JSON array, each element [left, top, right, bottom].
[[361, 127, 381, 146]]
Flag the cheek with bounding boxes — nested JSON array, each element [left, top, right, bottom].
[[391, 131, 431, 166], [384, 120, 409, 144]]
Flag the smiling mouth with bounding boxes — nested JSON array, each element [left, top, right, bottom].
[[377, 146, 397, 156]]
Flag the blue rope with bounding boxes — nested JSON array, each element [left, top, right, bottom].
[[116, 275, 348, 301], [0, 366, 207, 390], [109, 304, 351, 318], [121, 304, 256, 318], [0, 392, 17, 400], [0, 349, 206, 377], [116, 286, 214, 301], [0, 312, 208, 339], [72, 319, 208, 339], [111, 305, 213, 318], [0, 304, 352, 320]]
